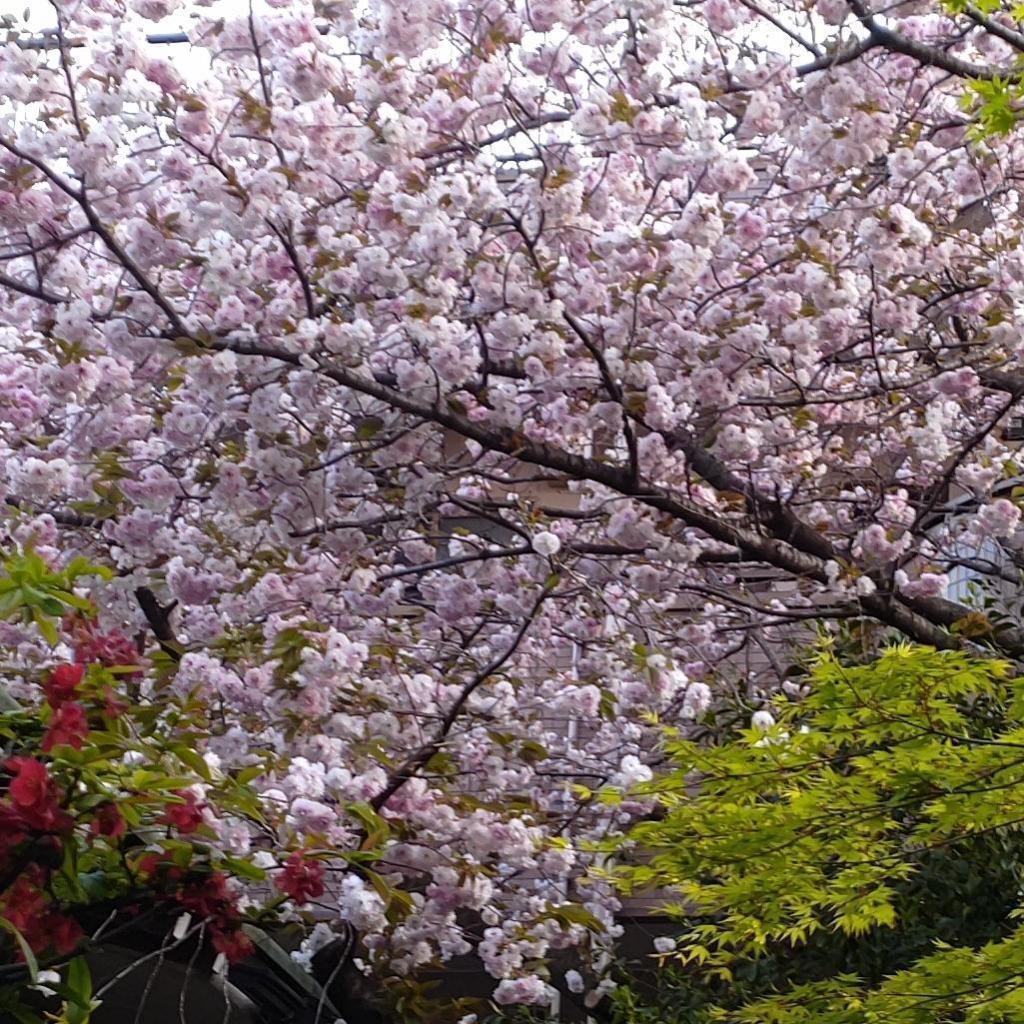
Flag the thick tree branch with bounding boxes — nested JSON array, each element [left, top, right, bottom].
[[798, 5, 999, 79], [4, 497, 99, 528], [965, 6, 1024, 51], [134, 587, 182, 662], [200, 334, 1005, 654], [0, 271, 65, 304], [845, 0, 998, 79]]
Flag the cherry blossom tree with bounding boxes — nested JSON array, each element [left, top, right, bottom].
[[4, 0, 1024, 1013]]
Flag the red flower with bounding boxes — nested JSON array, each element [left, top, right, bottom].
[[41, 912, 82, 955], [2, 871, 47, 938], [27, 919, 79, 957], [135, 852, 183, 886], [161, 790, 205, 834], [89, 801, 126, 839], [7, 756, 48, 808], [135, 852, 162, 876], [4, 757, 72, 833], [41, 701, 89, 752], [0, 802, 27, 853], [0, 863, 82, 956], [69, 618, 141, 677], [101, 686, 128, 718], [43, 663, 84, 708], [177, 872, 231, 919], [275, 852, 325, 905], [211, 924, 254, 964]]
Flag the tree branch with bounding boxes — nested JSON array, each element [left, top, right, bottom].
[[797, 34, 877, 75], [198, 333, 1000, 654], [370, 588, 548, 811], [4, 497, 98, 528], [845, 0, 997, 79], [134, 587, 182, 662]]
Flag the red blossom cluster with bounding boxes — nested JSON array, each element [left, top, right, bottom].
[[0, 759, 80, 955], [178, 872, 254, 961], [161, 789, 206, 833], [0, 666, 248, 966], [275, 852, 326, 905], [64, 616, 142, 678], [138, 856, 254, 963], [42, 662, 83, 707], [89, 800, 126, 839], [41, 701, 89, 753], [0, 756, 73, 838], [3, 866, 81, 956], [39, 662, 89, 752], [0, 597, 268, 978]]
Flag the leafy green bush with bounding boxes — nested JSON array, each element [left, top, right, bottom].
[[0, 549, 317, 1024], [611, 645, 1024, 1024]]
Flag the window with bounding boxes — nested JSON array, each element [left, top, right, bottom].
[[946, 535, 1011, 605], [1004, 416, 1024, 442], [933, 479, 1024, 608]]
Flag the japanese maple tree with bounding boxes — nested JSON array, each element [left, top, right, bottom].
[[612, 645, 1024, 1024]]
